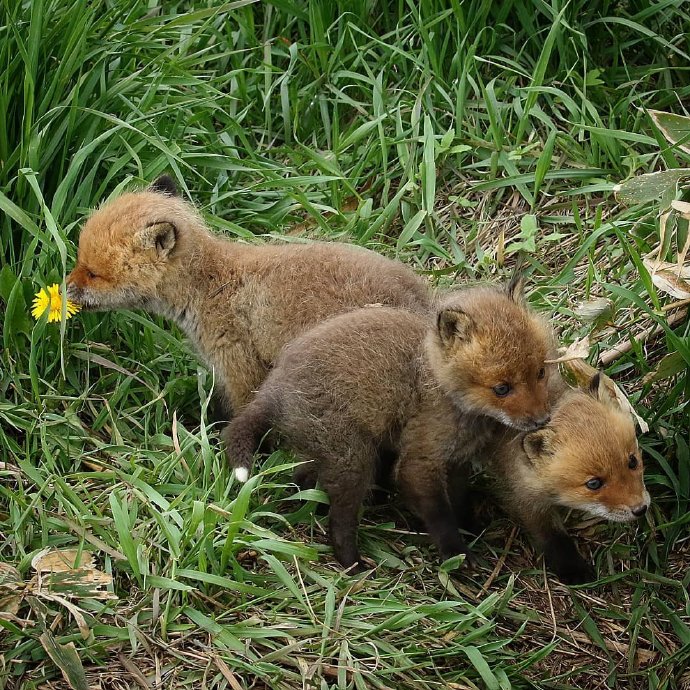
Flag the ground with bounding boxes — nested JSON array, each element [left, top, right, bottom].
[[1, 1, 689, 689]]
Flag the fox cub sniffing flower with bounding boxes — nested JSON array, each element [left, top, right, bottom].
[[66, 176, 431, 417], [481, 373, 651, 584], [224, 279, 557, 570]]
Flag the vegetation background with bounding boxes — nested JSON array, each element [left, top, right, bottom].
[[1, 0, 689, 688]]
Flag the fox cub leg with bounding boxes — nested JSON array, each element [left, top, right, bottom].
[[519, 508, 595, 585], [396, 433, 470, 561], [446, 465, 488, 536], [315, 439, 377, 572], [293, 461, 318, 491]]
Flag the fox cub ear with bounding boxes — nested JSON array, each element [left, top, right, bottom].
[[588, 372, 619, 408], [136, 222, 177, 259], [522, 428, 555, 463], [149, 175, 178, 196], [506, 271, 526, 304], [437, 308, 473, 345]]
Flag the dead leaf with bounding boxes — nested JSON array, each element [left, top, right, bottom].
[[31, 548, 114, 601], [642, 257, 690, 278], [546, 336, 590, 364], [172, 411, 182, 458], [36, 567, 115, 600], [649, 110, 690, 155], [41, 594, 91, 640], [679, 230, 690, 270], [642, 351, 687, 385], [39, 631, 89, 690], [635, 648, 658, 667], [0, 562, 23, 618], [651, 270, 690, 299], [574, 298, 613, 323], [643, 257, 690, 299], [0, 562, 21, 586], [118, 653, 151, 690], [32, 549, 95, 574], [213, 655, 245, 690], [613, 169, 690, 206], [671, 199, 690, 219]]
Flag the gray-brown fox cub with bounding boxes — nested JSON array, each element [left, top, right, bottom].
[[224, 279, 556, 569], [66, 176, 431, 416]]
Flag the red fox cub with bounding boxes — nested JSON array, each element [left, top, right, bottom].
[[482, 373, 650, 584], [224, 279, 557, 570], [66, 176, 432, 415]]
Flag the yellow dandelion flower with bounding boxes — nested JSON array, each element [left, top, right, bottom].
[[31, 283, 80, 323]]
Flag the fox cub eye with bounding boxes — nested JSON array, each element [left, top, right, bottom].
[[86, 269, 97, 279], [492, 383, 512, 397], [628, 455, 638, 470], [585, 478, 603, 491], [537, 367, 546, 380]]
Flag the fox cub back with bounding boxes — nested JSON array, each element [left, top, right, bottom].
[[66, 175, 432, 415], [225, 279, 558, 570], [488, 374, 650, 584]]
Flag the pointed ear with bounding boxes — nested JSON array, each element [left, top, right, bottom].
[[437, 308, 473, 346], [588, 372, 619, 408], [522, 428, 555, 463], [149, 175, 178, 196], [136, 222, 177, 259], [506, 272, 526, 304]]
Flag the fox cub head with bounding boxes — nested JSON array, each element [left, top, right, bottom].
[[427, 276, 554, 431], [67, 176, 199, 310], [522, 374, 650, 522]]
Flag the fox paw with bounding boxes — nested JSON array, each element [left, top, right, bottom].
[[439, 536, 473, 569], [551, 556, 596, 585], [543, 533, 596, 585]]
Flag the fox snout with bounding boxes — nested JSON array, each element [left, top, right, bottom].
[[65, 280, 78, 298], [602, 490, 651, 523], [526, 414, 550, 431], [513, 413, 550, 432], [65, 279, 87, 306], [65, 271, 102, 309], [630, 489, 652, 519], [617, 500, 650, 522]]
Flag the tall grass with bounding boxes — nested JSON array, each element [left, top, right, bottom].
[[1, 1, 689, 688]]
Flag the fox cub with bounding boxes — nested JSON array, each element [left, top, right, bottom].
[[224, 279, 556, 570], [66, 176, 431, 414], [482, 373, 650, 584]]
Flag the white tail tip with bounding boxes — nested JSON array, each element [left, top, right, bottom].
[[234, 467, 249, 483]]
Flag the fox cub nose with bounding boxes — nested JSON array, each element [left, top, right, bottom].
[[631, 504, 648, 518], [530, 414, 551, 429]]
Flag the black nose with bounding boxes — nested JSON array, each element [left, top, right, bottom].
[[531, 415, 551, 429], [632, 504, 648, 517]]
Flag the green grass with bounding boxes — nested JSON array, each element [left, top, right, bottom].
[[1, 1, 689, 688]]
